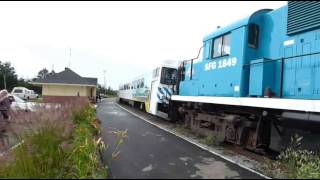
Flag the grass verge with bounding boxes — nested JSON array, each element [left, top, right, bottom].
[[0, 99, 107, 178]]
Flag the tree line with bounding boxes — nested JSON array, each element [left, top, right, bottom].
[[0, 61, 55, 94], [97, 84, 118, 96], [1, 61, 117, 96]]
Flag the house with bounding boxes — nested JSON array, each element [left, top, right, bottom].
[[32, 67, 97, 103]]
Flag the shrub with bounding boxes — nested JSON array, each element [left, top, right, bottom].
[[0, 127, 68, 178], [0, 98, 107, 178], [204, 133, 216, 146], [278, 134, 320, 179], [66, 105, 107, 179]]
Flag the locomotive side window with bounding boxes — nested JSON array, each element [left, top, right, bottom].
[[212, 33, 231, 58], [213, 36, 223, 58], [222, 34, 231, 55], [204, 40, 212, 60], [248, 23, 259, 48]]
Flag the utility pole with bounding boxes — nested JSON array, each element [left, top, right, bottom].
[[3, 73, 6, 90], [103, 70, 107, 95]]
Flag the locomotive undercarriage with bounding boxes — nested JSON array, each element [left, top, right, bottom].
[[169, 100, 320, 153], [119, 97, 320, 153]]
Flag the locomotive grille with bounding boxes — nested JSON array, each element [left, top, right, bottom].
[[287, 1, 320, 35]]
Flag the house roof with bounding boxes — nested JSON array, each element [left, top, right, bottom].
[[32, 67, 97, 86]]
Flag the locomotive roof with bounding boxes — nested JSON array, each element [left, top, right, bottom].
[[203, 16, 250, 42], [203, 9, 273, 42]]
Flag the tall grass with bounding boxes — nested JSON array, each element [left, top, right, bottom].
[[277, 134, 320, 179], [0, 98, 107, 178]]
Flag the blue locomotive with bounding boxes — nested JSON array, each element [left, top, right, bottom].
[[169, 1, 320, 152]]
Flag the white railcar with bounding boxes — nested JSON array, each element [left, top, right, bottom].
[[118, 60, 180, 119]]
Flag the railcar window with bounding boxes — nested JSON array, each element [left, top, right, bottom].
[[160, 67, 177, 85], [153, 68, 160, 78], [248, 23, 259, 48]]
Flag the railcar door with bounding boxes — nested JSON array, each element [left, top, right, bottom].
[[149, 80, 158, 115]]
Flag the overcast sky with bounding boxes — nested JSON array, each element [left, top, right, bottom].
[[0, 1, 287, 89]]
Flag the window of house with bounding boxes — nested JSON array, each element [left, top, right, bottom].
[[212, 33, 231, 58]]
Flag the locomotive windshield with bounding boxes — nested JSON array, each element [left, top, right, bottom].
[[160, 67, 177, 85]]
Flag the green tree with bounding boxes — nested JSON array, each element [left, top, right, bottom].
[[17, 78, 42, 94], [97, 84, 117, 96], [0, 61, 18, 91], [37, 68, 49, 79], [36, 68, 55, 80]]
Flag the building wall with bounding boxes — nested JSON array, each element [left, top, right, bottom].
[[43, 96, 89, 104], [42, 84, 96, 97], [42, 84, 97, 103]]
